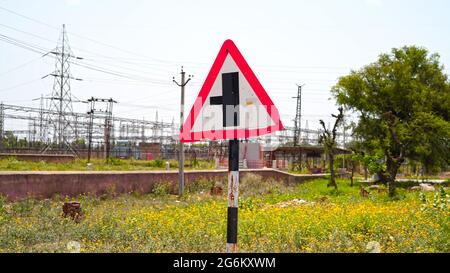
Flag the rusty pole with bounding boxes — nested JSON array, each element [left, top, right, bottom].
[[227, 139, 239, 253]]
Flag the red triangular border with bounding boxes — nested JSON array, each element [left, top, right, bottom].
[[180, 39, 284, 142]]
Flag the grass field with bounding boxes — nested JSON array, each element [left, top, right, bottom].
[[0, 157, 215, 171], [0, 175, 448, 253]]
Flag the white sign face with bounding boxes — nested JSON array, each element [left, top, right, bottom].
[[191, 54, 276, 133], [180, 40, 284, 142]]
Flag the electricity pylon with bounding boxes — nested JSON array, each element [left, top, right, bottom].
[[42, 24, 82, 155]]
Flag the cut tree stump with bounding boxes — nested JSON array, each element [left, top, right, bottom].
[[63, 202, 83, 223], [210, 186, 223, 196]]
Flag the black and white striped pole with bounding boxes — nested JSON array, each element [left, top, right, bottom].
[[210, 72, 240, 253], [227, 138, 239, 253]]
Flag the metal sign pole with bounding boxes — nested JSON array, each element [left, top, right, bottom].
[[227, 138, 239, 253], [178, 40, 285, 253]]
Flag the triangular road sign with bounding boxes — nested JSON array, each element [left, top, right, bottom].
[[180, 39, 284, 142]]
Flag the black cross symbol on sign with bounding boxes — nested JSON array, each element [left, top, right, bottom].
[[210, 72, 240, 127]]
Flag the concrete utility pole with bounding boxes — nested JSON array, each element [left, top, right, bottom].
[[173, 67, 192, 196]]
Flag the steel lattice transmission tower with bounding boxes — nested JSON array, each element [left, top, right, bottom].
[[292, 84, 304, 147], [43, 24, 82, 154]]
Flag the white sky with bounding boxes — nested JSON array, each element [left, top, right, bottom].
[[0, 0, 449, 132]]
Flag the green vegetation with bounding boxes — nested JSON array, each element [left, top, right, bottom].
[[333, 46, 450, 196], [0, 157, 215, 171], [0, 175, 448, 253]]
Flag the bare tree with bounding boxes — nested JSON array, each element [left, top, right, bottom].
[[319, 107, 344, 190]]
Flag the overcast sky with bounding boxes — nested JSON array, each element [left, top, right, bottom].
[[0, 0, 449, 132]]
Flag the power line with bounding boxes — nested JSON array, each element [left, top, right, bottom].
[[0, 6, 178, 64], [78, 54, 182, 68], [0, 25, 175, 80], [0, 21, 176, 74], [0, 22, 56, 45], [0, 55, 42, 77], [117, 102, 175, 111], [0, 6, 59, 31], [0, 77, 42, 93], [0, 20, 360, 85], [254, 64, 352, 70], [0, 6, 366, 73], [0, 31, 174, 83], [69, 59, 170, 83], [81, 78, 170, 87], [76, 58, 171, 79], [67, 30, 178, 65], [0, 33, 47, 54]]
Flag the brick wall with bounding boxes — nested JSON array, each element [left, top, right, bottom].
[[0, 169, 330, 201]]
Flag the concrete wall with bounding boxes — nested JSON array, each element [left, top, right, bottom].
[[0, 169, 329, 201]]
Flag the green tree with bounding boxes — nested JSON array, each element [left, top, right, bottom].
[[2, 131, 19, 148], [72, 138, 86, 149], [345, 139, 366, 187], [332, 46, 450, 197], [319, 107, 344, 190]]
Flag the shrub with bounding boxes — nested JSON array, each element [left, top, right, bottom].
[[239, 173, 286, 197], [107, 157, 123, 166], [420, 187, 449, 214], [185, 178, 218, 194], [152, 181, 172, 196], [0, 195, 7, 215], [12, 198, 36, 216], [153, 159, 165, 168]]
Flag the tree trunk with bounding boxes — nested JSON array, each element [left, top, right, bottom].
[[386, 157, 401, 197], [387, 174, 396, 197], [350, 162, 355, 187], [328, 153, 337, 190]]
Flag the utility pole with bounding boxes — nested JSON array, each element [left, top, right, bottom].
[[38, 95, 44, 143], [173, 66, 192, 197], [105, 98, 117, 162], [86, 97, 117, 163], [293, 84, 304, 146], [87, 97, 95, 163], [305, 120, 309, 144], [293, 84, 304, 170], [0, 102, 4, 151]]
